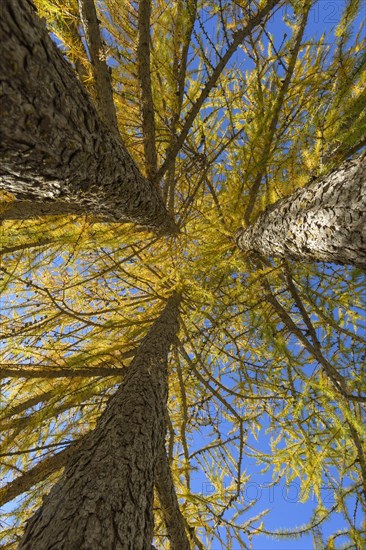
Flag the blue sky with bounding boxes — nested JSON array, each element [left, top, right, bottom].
[[1, 1, 365, 548]]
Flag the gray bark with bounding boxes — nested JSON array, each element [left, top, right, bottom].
[[19, 295, 180, 550], [236, 154, 366, 268], [0, 0, 175, 234]]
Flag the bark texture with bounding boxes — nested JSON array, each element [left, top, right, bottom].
[[0, 365, 125, 378], [0, 200, 86, 221], [0, 0, 175, 233], [155, 449, 191, 550], [236, 155, 366, 268], [0, 445, 76, 507], [19, 295, 180, 550]]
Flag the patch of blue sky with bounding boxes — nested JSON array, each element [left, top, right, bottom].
[[180, 293, 364, 548], [186, 403, 364, 548]]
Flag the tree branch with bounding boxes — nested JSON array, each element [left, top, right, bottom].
[[155, 447, 191, 550], [0, 443, 78, 507], [137, 0, 158, 181], [155, 0, 282, 182], [243, 1, 310, 224], [0, 365, 126, 379], [77, 0, 119, 135], [0, 237, 55, 255]]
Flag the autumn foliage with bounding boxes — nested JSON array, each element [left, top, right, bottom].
[[1, 0, 365, 548]]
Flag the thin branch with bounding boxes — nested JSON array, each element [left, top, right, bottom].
[[65, 10, 90, 85], [178, 334, 245, 512], [155, 0, 282, 183], [155, 447, 191, 550], [78, 0, 119, 135], [262, 276, 366, 403], [1, 238, 55, 256], [254, 259, 366, 497], [175, 350, 191, 490], [162, 0, 198, 210], [0, 391, 54, 421], [243, 1, 311, 224], [137, 0, 158, 181]]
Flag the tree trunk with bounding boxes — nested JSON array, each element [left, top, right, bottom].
[[19, 295, 180, 550], [0, 0, 175, 234], [236, 154, 366, 268], [155, 448, 191, 550], [77, 0, 120, 135], [0, 200, 86, 221]]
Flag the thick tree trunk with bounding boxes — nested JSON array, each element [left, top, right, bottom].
[[236, 154, 366, 268], [0, 0, 175, 234], [19, 295, 180, 550]]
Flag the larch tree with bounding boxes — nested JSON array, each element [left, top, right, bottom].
[[19, 294, 184, 550], [0, 0, 175, 233], [1, 0, 365, 549]]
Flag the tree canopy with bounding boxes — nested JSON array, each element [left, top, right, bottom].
[[0, 0, 365, 548]]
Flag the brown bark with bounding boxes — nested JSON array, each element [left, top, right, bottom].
[[19, 295, 180, 550], [236, 154, 366, 268], [0, 200, 86, 221], [77, 0, 119, 135], [0, 444, 76, 507], [0, 365, 125, 378], [137, 0, 158, 182], [0, 0, 175, 233], [155, 448, 191, 550]]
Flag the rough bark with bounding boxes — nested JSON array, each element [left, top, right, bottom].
[[236, 154, 366, 268], [155, 448, 191, 550], [0, 365, 125, 378], [19, 295, 180, 550], [0, 0, 175, 233]]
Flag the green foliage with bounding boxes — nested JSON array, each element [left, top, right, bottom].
[[1, 0, 365, 548]]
